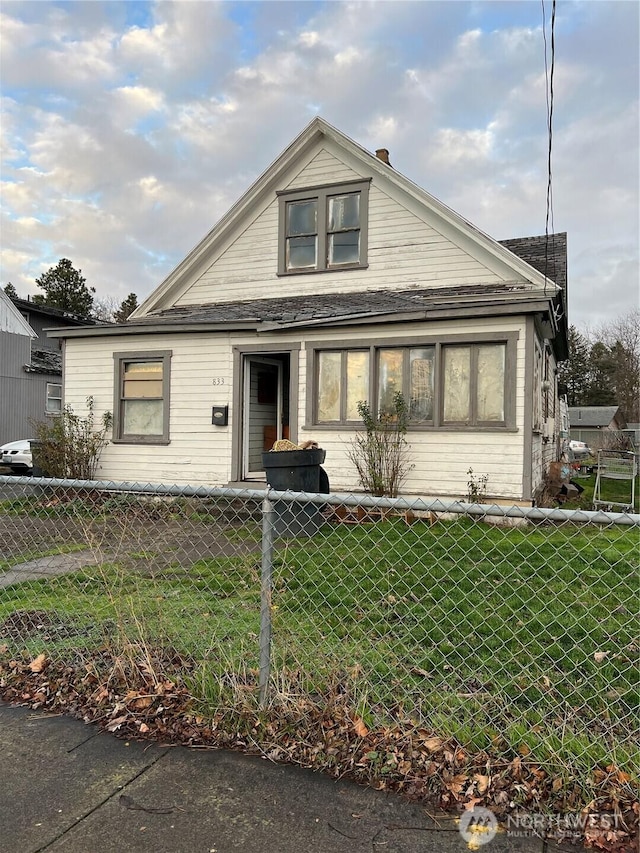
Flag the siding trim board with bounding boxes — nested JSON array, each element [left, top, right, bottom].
[[49, 321, 261, 339], [523, 316, 535, 501]]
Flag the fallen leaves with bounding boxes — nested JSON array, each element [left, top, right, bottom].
[[106, 715, 128, 732], [473, 774, 490, 795], [29, 653, 47, 673], [0, 649, 637, 853], [416, 731, 443, 752], [352, 717, 368, 737]]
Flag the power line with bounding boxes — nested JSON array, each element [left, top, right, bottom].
[[542, 0, 556, 300]]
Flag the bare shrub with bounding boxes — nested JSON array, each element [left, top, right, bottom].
[[347, 393, 413, 497], [32, 395, 112, 479]]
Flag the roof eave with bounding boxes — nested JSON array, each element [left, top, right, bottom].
[[261, 298, 556, 332], [47, 320, 262, 339]]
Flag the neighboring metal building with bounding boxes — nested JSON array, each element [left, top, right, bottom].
[[0, 291, 90, 445]]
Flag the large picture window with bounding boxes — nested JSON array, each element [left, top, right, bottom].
[[113, 351, 171, 444], [308, 335, 515, 430], [278, 180, 370, 274]]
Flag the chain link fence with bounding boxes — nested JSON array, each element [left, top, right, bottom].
[[1, 475, 638, 818]]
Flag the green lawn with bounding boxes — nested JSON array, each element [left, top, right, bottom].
[[1, 512, 637, 782]]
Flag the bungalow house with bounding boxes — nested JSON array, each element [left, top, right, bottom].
[[50, 118, 568, 503], [0, 291, 89, 444]]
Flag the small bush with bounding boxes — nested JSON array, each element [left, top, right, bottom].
[[466, 468, 489, 503], [32, 396, 112, 479]]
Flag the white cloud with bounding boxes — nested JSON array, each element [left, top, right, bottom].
[[366, 115, 399, 147], [298, 31, 321, 48], [113, 85, 165, 116], [335, 46, 361, 67], [430, 127, 495, 167]]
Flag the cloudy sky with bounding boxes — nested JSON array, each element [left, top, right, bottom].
[[1, 0, 638, 329]]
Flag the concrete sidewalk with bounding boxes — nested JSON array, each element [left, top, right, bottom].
[[0, 702, 574, 853]]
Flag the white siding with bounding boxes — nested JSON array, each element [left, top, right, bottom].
[[287, 149, 359, 188], [0, 290, 35, 336], [175, 141, 504, 308], [64, 333, 236, 485], [64, 316, 528, 500], [293, 317, 527, 501]]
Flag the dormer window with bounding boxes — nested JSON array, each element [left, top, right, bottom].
[[277, 179, 370, 275]]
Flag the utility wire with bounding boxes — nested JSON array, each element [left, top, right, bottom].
[[541, 0, 556, 300]]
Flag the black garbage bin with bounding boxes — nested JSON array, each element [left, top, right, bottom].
[[262, 448, 329, 537], [29, 440, 47, 477]]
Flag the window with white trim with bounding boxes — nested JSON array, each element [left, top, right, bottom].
[[45, 383, 62, 414], [278, 180, 370, 274], [113, 351, 171, 444]]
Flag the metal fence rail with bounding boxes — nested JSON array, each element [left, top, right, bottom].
[[1, 475, 638, 797]]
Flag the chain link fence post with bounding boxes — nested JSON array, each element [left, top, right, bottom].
[[259, 491, 275, 706]]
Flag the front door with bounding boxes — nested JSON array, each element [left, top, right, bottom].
[[242, 357, 284, 479]]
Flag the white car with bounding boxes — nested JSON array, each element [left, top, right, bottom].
[[0, 439, 34, 474], [569, 439, 593, 460]]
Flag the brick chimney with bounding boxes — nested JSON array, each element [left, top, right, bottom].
[[375, 148, 391, 166]]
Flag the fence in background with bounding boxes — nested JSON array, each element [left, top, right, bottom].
[[1, 475, 638, 788]]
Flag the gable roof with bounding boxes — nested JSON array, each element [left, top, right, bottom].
[[500, 233, 567, 294], [131, 117, 560, 319], [0, 289, 36, 337], [569, 406, 627, 428]]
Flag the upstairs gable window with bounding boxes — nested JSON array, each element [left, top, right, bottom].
[[278, 180, 370, 275]]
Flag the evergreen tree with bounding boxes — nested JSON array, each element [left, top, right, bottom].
[[33, 258, 95, 319], [3, 282, 18, 299], [557, 325, 591, 406], [113, 292, 139, 323], [586, 342, 616, 406]]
